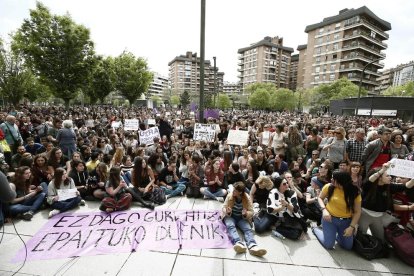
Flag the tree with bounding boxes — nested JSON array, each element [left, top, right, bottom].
[[249, 88, 270, 109], [13, 2, 95, 106], [114, 51, 153, 106], [270, 88, 297, 111], [180, 90, 191, 108], [383, 81, 414, 96], [217, 93, 232, 109], [85, 56, 116, 104], [170, 95, 180, 106], [245, 83, 277, 95], [151, 95, 162, 106]]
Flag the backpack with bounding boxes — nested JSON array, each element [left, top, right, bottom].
[[353, 231, 389, 260], [150, 186, 166, 205], [385, 223, 414, 266]]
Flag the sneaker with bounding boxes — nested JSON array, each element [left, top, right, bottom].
[[48, 209, 60, 218], [248, 245, 267, 257], [79, 199, 86, 206], [216, 197, 224, 203], [233, 241, 247, 254], [143, 201, 155, 210], [22, 211, 34, 221], [166, 194, 171, 200], [203, 195, 209, 200]]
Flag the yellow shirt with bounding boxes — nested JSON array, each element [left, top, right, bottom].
[[322, 184, 361, 218], [86, 160, 100, 173]]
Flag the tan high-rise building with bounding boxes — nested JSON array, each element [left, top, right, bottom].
[[289, 54, 299, 91], [168, 51, 224, 97], [297, 6, 391, 92], [237, 36, 294, 91]]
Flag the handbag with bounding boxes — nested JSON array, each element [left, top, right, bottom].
[[0, 139, 11, 152]]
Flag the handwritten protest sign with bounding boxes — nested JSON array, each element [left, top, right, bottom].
[[57, 189, 78, 201], [13, 209, 232, 262], [147, 119, 156, 125], [124, 119, 139, 131], [85, 119, 95, 128], [193, 124, 217, 142], [388, 159, 414, 179], [227, 130, 249, 146], [139, 127, 161, 146]]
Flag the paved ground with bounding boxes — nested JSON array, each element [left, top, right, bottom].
[[0, 197, 413, 276]]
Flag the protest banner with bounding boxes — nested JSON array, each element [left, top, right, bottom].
[[85, 119, 95, 128], [139, 127, 161, 146], [13, 209, 232, 262], [388, 159, 414, 179], [57, 189, 78, 201], [193, 124, 217, 142], [124, 119, 139, 131], [227, 129, 249, 146], [147, 119, 156, 125]]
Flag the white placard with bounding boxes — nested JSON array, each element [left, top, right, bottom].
[[139, 127, 161, 146], [177, 111, 182, 115], [388, 159, 414, 179], [372, 110, 397, 117], [85, 119, 95, 127], [57, 188, 78, 201], [111, 121, 122, 128], [147, 119, 156, 125], [190, 111, 195, 117], [193, 123, 217, 142], [124, 119, 139, 131], [165, 112, 171, 116], [227, 129, 249, 146]]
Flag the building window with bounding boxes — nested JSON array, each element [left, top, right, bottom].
[[333, 33, 340, 40], [335, 23, 341, 30], [314, 76, 320, 82], [316, 57, 321, 63], [318, 28, 324, 35], [370, 31, 376, 38], [330, 64, 336, 71], [332, 54, 337, 59], [333, 43, 339, 50], [315, 66, 320, 73], [316, 47, 322, 54], [329, 73, 335, 80], [317, 37, 323, 45], [326, 35, 330, 42]]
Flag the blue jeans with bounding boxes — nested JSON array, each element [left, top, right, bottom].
[[161, 182, 186, 198], [9, 192, 46, 216], [224, 216, 257, 247], [122, 172, 132, 185], [201, 187, 226, 200], [313, 216, 354, 250], [51, 196, 81, 212], [253, 212, 278, 234], [177, 177, 189, 187]]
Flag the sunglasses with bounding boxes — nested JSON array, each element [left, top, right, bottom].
[[282, 182, 288, 185], [319, 165, 326, 169]]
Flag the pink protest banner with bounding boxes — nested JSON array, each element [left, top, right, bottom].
[[13, 209, 232, 262]]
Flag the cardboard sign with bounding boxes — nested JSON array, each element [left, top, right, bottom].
[[388, 159, 414, 179], [147, 119, 156, 125], [85, 119, 95, 128], [57, 188, 77, 201], [193, 124, 217, 142], [124, 119, 139, 131], [13, 210, 232, 262], [227, 130, 249, 146], [139, 127, 161, 146]]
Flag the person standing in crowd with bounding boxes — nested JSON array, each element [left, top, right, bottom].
[[312, 171, 361, 250], [362, 126, 394, 175], [269, 124, 287, 157], [0, 115, 24, 155], [390, 130, 409, 159], [346, 128, 367, 164], [222, 181, 267, 257], [323, 127, 347, 169], [57, 120, 77, 159], [305, 127, 322, 162]]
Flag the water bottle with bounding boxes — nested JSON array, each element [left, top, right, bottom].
[[272, 230, 285, 240]]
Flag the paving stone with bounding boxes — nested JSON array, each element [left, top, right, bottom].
[[171, 255, 222, 276], [117, 251, 176, 276], [246, 233, 292, 264], [270, 263, 322, 275], [223, 259, 273, 276]]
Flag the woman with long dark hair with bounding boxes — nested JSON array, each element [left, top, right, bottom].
[[312, 171, 361, 250], [100, 166, 132, 213], [47, 147, 71, 176], [47, 168, 82, 218], [242, 160, 260, 191], [127, 157, 155, 209], [9, 166, 46, 220], [360, 163, 414, 241]]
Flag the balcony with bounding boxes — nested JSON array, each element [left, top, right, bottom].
[[344, 18, 389, 39], [343, 31, 387, 49], [342, 43, 386, 58], [341, 54, 385, 68], [339, 66, 381, 77]]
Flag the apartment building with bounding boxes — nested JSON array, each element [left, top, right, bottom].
[[223, 82, 242, 95], [168, 51, 224, 97], [147, 72, 169, 99], [298, 6, 391, 92], [393, 61, 414, 87], [289, 54, 299, 91], [375, 68, 394, 93], [237, 36, 294, 91]]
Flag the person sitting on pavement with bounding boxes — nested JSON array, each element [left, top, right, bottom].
[[159, 158, 185, 199], [201, 158, 227, 202]]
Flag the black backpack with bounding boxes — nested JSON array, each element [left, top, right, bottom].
[[353, 231, 389, 260], [150, 186, 166, 205]]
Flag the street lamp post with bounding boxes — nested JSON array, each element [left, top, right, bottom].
[[355, 57, 383, 116], [213, 56, 217, 108], [199, 0, 206, 122]]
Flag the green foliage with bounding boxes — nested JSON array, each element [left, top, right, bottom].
[[306, 78, 366, 108], [85, 56, 116, 104], [180, 90, 191, 108], [383, 81, 414, 96], [13, 2, 96, 106], [245, 83, 277, 95], [249, 88, 271, 109], [270, 88, 297, 111], [151, 95, 162, 105], [114, 51, 153, 106], [170, 95, 180, 106], [217, 93, 232, 109]]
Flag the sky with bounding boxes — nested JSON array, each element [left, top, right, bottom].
[[1, 0, 413, 83]]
